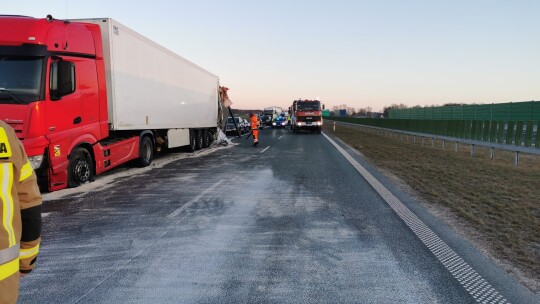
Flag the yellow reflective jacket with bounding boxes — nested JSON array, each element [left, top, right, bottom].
[[0, 120, 42, 303]]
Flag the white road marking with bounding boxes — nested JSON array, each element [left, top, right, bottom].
[[260, 146, 271, 154], [323, 132, 509, 304], [278, 136, 283, 139], [167, 180, 225, 218]]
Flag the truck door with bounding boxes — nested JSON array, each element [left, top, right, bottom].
[[45, 56, 83, 171], [78, 59, 100, 137]]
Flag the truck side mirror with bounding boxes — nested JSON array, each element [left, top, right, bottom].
[[322, 104, 325, 110], [50, 60, 75, 100]]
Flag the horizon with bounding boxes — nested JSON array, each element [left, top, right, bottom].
[[2, 0, 539, 111]]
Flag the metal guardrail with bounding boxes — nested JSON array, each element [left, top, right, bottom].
[[329, 117, 540, 148], [331, 120, 540, 166]]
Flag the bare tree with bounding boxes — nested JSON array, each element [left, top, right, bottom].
[[383, 103, 408, 118], [365, 106, 372, 117], [357, 108, 367, 116]]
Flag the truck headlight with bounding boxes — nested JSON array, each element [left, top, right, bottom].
[[28, 155, 44, 169], [297, 122, 302, 126], [272, 122, 276, 126]]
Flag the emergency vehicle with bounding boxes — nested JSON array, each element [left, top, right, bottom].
[[290, 99, 324, 134], [0, 15, 220, 191]]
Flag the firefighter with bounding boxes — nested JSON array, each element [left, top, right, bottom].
[[0, 120, 42, 304], [249, 113, 259, 146]]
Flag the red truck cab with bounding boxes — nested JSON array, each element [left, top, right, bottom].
[[291, 99, 324, 134], [0, 15, 138, 191]]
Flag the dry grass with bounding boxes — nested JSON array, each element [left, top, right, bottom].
[[323, 123, 540, 292]]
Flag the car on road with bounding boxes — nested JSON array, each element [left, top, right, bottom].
[[243, 118, 251, 132], [254, 114, 263, 129], [262, 115, 272, 126], [225, 117, 246, 135], [272, 116, 288, 128]]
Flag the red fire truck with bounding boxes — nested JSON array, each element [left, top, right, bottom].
[[290, 99, 324, 134], [0, 15, 220, 191]]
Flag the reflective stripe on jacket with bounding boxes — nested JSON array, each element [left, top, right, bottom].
[[0, 120, 42, 284]]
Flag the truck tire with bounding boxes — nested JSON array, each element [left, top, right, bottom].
[[137, 136, 154, 167], [202, 129, 210, 148], [195, 130, 203, 150], [68, 147, 94, 188], [188, 129, 197, 152], [317, 127, 322, 134]]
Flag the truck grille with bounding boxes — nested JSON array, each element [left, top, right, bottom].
[[297, 116, 321, 122]]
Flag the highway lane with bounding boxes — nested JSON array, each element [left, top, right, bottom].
[[19, 127, 538, 303]]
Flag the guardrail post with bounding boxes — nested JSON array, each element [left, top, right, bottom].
[[333, 121, 336, 132], [334, 120, 539, 163]]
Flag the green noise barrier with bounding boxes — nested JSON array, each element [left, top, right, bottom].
[[389, 101, 540, 121], [327, 116, 540, 149]]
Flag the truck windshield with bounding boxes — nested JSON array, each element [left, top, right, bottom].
[[297, 102, 321, 111], [0, 57, 43, 104]]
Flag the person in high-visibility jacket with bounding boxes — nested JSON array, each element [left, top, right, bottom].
[[0, 120, 42, 304], [249, 113, 259, 146]]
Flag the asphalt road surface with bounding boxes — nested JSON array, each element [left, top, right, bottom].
[[19, 127, 539, 303]]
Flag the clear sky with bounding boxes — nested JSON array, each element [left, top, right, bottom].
[[2, 0, 539, 111]]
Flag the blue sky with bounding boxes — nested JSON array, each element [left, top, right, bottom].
[[2, 0, 539, 111]]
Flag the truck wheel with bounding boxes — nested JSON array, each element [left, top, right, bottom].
[[317, 127, 322, 134], [195, 130, 203, 150], [138, 136, 154, 167], [188, 129, 197, 152], [202, 129, 210, 148], [68, 147, 94, 188]]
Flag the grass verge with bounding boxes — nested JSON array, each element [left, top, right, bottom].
[[323, 123, 540, 293]]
